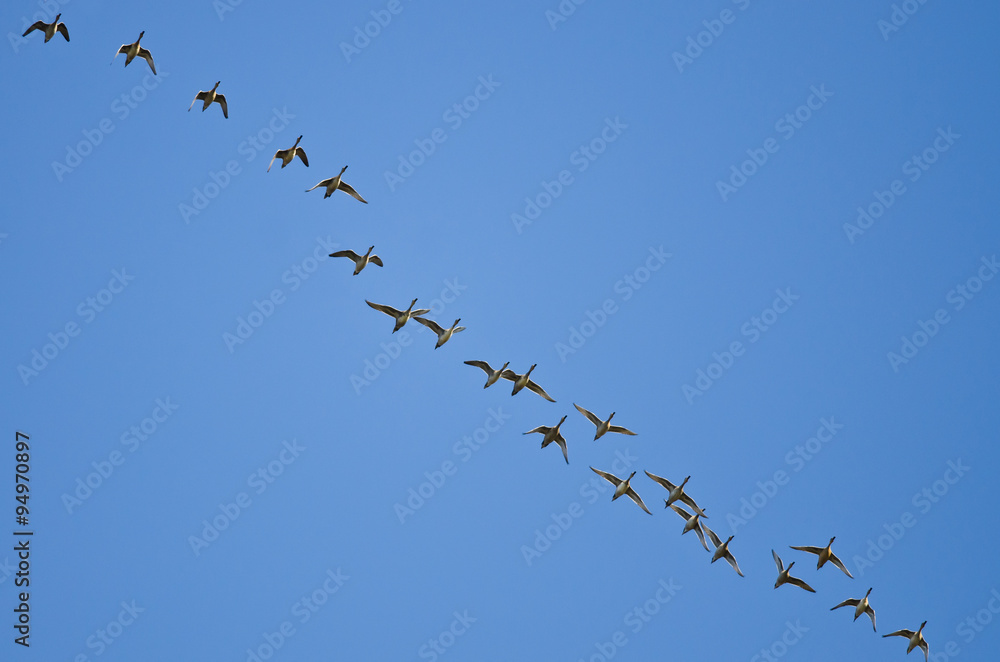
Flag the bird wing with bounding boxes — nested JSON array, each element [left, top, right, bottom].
[[668, 503, 692, 521], [917, 639, 928, 662], [772, 549, 784, 572], [306, 178, 331, 192], [625, 487, 652, 515], [883, 629, 915, 639], [678, 492, 708, 518], [644, 470, 677, 492], [330, 250, 361, 261], [57, 23, 69, 41], [338, 181, 368, 203], [608, 425, 637, 436], [523, 426, 551, 436], [552, 435, 569, 464], [22, 21, 46, 36], [188, 92, 206, 111], [787, 576, 816, 593], [410, 308, 431, 317], [864, 605, 877, 632], [691, 523, 710, 552], [590, 467, 621, 487], [266, 152, 283, 172], [828, 552, 854, 578], [465, 360, 493, 375], [138, 47, 156, 74], [500, 369, 519, 382], [573, 403, 603, 427], [724, 552, 744, 577], [526, 379, 555, 402], [369, 256, 383, 267], [703, 523, 723, 549], [413, 317, 444, 335], [790, 545, 824, 556], [216, 94, 228, 118], [295, 147, 309, 166], [831, 598, 860, 611], [366, 300, 401, 317]]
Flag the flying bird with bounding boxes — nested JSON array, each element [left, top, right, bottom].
[[644, 471, 707, 518], [330, 246, 382, 275], [772, 549, 815, 593], [703, 523, 743, 576], [267, 135, 309, 172], [306, 166, 367, 202], [22, 13, 69, 42], [883, 621, 928, 662], [831, 588, 877, 631], [790, 537, 853, 578], [590, 468, 651, 515], [573, 404, 637, 440], [463, 361, 509, 389], [188, 81, 227, 118], [413, 318, 465, 349], [365, 299, 429, 333], [112, 31, 156, 74], [500, 364, 555, 402], [524, 416, 569, 464], [668, 503, 709, 552]]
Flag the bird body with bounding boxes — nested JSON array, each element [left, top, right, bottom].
[[464, 361, 509, 388], [188, 81, 228, 118], [306, 166, 367, 202], [112, 31, 156, 74], [268, 135, 309, 171], [23, 14, 69, 42], [573, 404, 637, 440], [790, 537, 853, 577], [590, 468, 651, 514], [330, 246, 382, 275], [366, 299, 429, 333], [500, 364, 555, 401], [883, 621, 928, 661], [524, 416, 569, 464], [832, 588, 876, 631]]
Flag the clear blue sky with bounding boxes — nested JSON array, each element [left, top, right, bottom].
[[2, 1, 999, 660]]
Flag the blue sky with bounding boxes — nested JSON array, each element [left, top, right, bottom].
[[2, 0, 999, 660]]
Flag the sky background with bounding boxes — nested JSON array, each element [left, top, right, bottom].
[[2, 0, 999, 660]]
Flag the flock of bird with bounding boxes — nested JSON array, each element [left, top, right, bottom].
[[20, 14, 931, 661]]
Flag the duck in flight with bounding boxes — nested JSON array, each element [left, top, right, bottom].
[[703, 523, 744, 576], [306, 166, 367, 203], [573, 404, 637, 440], [789, 537, 853, 578], [831, 588, 877, 632], [413, 318, 465, 349], [883, 621, 928, 661], [524, 416, 569, 464], [268, 135, 309, 172], [500, 364, 555, 402], [330, 246, 382, 275], [112, 31, 156, 74], [667, 503, 709, 552], [644, 471, 707, 518], [365, 298, 429, 333], [590, 468, 651, 514], [463, 361, 509, 389], [23, 13, 69, 42], [772, 549, 815, 593], [188, 81, 228, 118]]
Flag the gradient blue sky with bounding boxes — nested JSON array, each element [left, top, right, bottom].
[[2, 1, 999, 660]]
